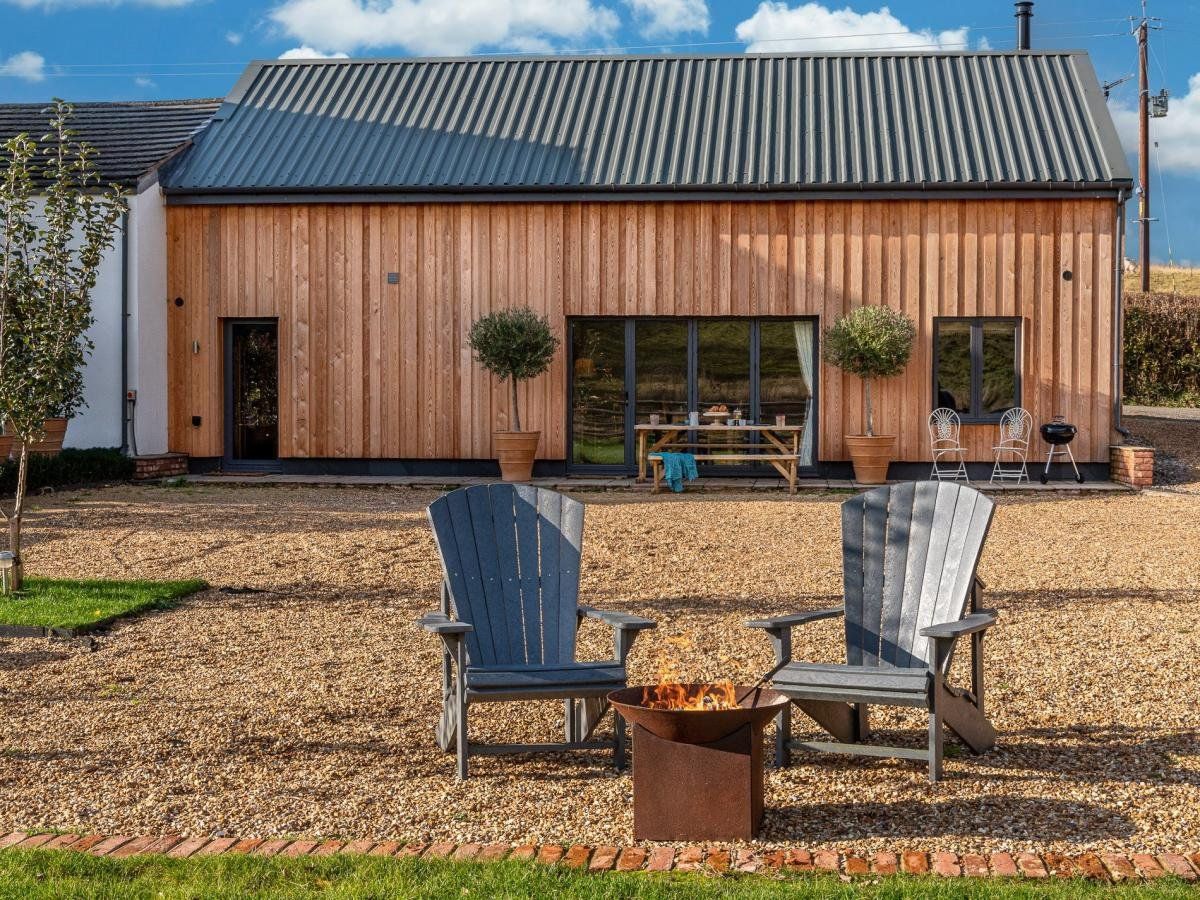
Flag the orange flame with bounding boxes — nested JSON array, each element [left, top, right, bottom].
[[641, 680, 739, 711], [640, 634, 740, 711]]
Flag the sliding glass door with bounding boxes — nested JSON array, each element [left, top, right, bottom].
[[567, 317, 818, 474], [758, 320, 817, 466], [570, 320, 626, 466], [635, 321, 688, 427]]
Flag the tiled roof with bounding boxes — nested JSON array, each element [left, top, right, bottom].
[[0, 99, 222, 187]]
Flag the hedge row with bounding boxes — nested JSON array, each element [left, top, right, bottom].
[[0, 448, 134, 496], [1123, 292, 1200, 406]]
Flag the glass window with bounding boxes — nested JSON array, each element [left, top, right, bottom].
[[697, 320, 751, 414], [759, 320, 816, 466], [571, 320, 626, 466], [934, 318, 1020, 422], [635, 321, 688, 426], [697, 321, 752, 462], [934, 320, 972, 415], [981, 321, 1019, 416]]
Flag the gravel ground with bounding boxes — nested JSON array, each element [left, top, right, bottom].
[[0, 482, 1198, 856], [1123, 411, 1200, 492]]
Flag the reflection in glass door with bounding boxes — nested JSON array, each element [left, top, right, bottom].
[[635, 321, 688, 426], [697, 320, 752, 461], [758, 320, 816, 465], [571, 320, 626, 466]]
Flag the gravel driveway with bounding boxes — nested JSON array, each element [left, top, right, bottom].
[[1123, 408, 1200, 492], [0, 483, 1197, 855]]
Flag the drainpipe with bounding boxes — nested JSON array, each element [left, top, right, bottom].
[[119, 207, 130, 456], [1113, 198, 1130, 439]]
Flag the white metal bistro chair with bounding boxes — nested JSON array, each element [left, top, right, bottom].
[[928, 408, 969, 482], [990, 407, 1032, 484]]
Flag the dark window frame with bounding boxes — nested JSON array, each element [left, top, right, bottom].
[[565, 315, 820, 474], [932, 316, 1022, 424]]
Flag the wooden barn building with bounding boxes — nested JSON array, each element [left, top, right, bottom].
[[159, 51, 1132, 478]]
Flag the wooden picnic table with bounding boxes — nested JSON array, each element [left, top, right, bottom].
[[634, 423, 804, 493]]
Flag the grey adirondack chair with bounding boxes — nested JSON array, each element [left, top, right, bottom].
[[748, 481, 997, 781], [419, 484, 655, 779]]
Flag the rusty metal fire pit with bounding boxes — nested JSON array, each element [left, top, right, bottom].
[[608, 684, 789, 842]]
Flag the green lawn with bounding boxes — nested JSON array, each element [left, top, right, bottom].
[[0, 851, 1193, 900], [0, 577, 207, 631]]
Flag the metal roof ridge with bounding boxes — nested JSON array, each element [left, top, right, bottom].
[[247, 49, 1092, 68]]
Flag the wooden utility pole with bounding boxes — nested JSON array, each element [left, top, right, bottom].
[[1138, 17, 1150, 292]]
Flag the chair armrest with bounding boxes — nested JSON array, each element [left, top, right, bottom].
[[416, 612, 473, 636], [745, 607, 843, 631], [974, 575, 988, 591], [578, 605, 657, 631], [920, 610, 997, 640]]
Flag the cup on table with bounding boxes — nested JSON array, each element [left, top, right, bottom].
[[689, 411, 700, 426], [649, 413, 661, 426], [775, 414, 786, 426]]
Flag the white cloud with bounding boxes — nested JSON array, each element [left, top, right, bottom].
[[225, 31, 243, 45], [1111, 75, 1200, 176], [735, 2, 971, 53], [269, 0, 620, 56], [134, 75, 156, 87], [0, 50, 45, 81], [622, 0, 708, 38], [279, 46, 351, 59]]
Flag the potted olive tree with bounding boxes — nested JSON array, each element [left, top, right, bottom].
[[823, 306, 916, 484], [468, 307, 560, 482]]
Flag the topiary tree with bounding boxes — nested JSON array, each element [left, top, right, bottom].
[[822, 306, 916, 437], [467, 307, 559, 432], [0, 100, 126, 590]]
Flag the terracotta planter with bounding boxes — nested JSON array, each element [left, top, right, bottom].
[[493, 430, 541, 482], [0, 434, 11, 462], [22, 417, 68, 457], [844, 434, 896, 484]]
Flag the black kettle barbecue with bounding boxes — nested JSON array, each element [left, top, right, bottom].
[[1038, 416, 1084, 483]]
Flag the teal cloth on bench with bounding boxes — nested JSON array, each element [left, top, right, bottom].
[[659, 452, 698, 492]]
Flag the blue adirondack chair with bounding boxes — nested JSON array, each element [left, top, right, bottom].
[[419, 484, 656, 779], [748, 481, 997, 781]]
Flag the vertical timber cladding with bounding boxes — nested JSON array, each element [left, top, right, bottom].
[[166, 198, 1117, 463]]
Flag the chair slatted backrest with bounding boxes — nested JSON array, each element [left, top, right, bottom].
[[427, 484, 583, 668], [842, 482, 994, 671]]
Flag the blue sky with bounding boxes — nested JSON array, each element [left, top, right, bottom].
[[2, 0, 1197, 261]]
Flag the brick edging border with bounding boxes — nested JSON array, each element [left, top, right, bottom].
[[0, 832, 1196, 883]]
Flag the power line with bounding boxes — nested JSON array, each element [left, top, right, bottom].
[[1152, 139, 1174, 266], [27, 30, 1134, 78], [14, 15, 1146, 73]]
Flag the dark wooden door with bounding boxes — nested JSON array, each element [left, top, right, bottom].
[[225, 320, 279, 466]]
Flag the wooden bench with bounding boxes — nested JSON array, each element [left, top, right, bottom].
[[648, 451, 800, 494]]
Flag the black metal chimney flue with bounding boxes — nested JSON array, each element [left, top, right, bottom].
[[1015, 2, 1034, 51]]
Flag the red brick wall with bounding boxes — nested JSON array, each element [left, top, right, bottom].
[[133, 453, 188, 481], [1110, 445, 1154, 488]]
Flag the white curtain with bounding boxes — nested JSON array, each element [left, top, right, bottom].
[[793, 321, 815, 465]]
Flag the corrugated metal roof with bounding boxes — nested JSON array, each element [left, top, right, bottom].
[[161, 52, 1131, 196], [0, 99, 222, 187]]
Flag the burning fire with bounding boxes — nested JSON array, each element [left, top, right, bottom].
[[640, 634, 741, 711], [641, 680, 739, 711]]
